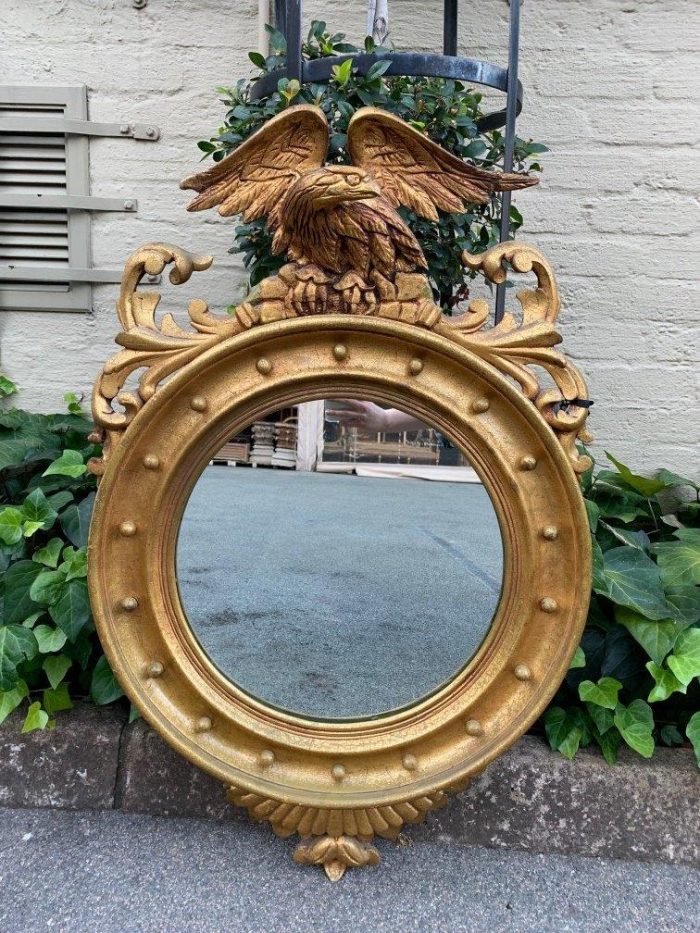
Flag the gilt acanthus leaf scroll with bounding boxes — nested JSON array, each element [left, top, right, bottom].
[[90, 240, 591, 476]]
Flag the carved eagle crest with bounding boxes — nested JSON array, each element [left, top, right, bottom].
[[181, 105, 537, 286]]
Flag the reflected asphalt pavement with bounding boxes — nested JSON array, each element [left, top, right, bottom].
[[177, 467, 503, 719]]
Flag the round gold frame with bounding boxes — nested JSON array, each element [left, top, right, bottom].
[[88, 242, 591, 880]]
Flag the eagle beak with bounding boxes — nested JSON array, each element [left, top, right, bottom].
[[315, 181, 379, 208], [344, 185, 379, 202]]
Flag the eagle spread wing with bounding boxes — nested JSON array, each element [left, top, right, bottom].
[[347, 108, 538, 222], [180, 105, 329, 219]]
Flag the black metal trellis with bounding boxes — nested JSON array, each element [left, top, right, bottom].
[[257, 0, 525, 323]]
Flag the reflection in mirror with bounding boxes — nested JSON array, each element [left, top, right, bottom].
[[176, 399, 503, 720]]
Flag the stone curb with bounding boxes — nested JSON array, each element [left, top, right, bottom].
[[1, 702, 698, 866]]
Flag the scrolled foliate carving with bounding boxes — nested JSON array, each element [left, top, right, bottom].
[[441, 242, 593, 474], [90, 240, 591, 476]]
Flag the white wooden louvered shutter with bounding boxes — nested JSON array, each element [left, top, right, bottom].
[[0, 87, 90, 311]]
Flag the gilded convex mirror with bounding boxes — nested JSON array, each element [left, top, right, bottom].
[[88, 106, 591, 881]]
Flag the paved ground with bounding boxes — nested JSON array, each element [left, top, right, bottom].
[[0, 807, 697, 933], [177, 468, 503, 719]]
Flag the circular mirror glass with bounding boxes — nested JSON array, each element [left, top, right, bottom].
[[176, 398, 503, 720]]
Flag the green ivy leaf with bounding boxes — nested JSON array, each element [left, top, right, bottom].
[[664, 586, 700, 627], [652, 529, 700, 588], [29, 569, 66, 607], [593, 486, 648, 523], [0, 679, 28, 725], [666, 627, 700, 686], [659, 724, 684, 746], [613, 699, 655, 758], [0, 508, 24, 546], [599, 522, 650, 552], [578, 676, 622, 710], [645, 661, 686, 703], [462, 139, 488, 159], [605, 452, 666, 497], [64, 630, 93, 671], [544, 706, 582, 760], [46, 491, 74, 513], [63, 392, 83, 416], [21, 700, 50, 733], [568, 707, 594, 746], [58, 546, 87, 581], [33, 624, 68, 654], [32, 537, 64, 568], [584, 500, 600, 532], [596, 546, 673, 620], [615, 606, 679, 665], [21, 520, 45, 539], [0, 625, 38, 690], [569, 646, 586, 670], [60, 492, 95, 548], [686, 712, 700, 767], [49, 578, 91, 642], [2, 560, 43, 625], [656, 469, 700, 493], [0, 375, 17, 397], [43, 653, 72, 690], [586, 703, 615, 735], [90, 655, 124, 705], [591, 538, 606, 593], [42, 449, 87, 479], [22, 488, 58, 531], [594, 726, 622, 765], [42, 681, 73, 714], [20, 612, 43, 629], [0, 419, 61, 471]]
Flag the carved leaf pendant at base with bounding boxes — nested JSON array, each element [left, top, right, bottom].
[[226, 781, 466, 880], [292, 835, 381, 881]]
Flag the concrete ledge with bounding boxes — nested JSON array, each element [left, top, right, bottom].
[[1, 704, 697, 866], [412, 738, 699, 866], [116, 719, 246, 822], [0, 702, 126, 811]]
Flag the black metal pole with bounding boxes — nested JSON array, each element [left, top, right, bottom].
[[495, 0, 521, 323], [274, 0, 286, 37], [443, 0, 458, 56], [285, 0, 303, 82]]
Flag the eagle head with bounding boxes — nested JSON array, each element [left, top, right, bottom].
[[286, 166, 380, 215]]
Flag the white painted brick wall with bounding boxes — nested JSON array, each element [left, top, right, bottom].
[[1, 0, 698, 474]]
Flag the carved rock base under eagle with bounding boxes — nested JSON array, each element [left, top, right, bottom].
[[236, 260, 442, 329]]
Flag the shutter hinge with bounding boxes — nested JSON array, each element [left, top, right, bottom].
[[0, 194, 138, 212], [0, 265, 161, 285], [0, 117, 160, 141]]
